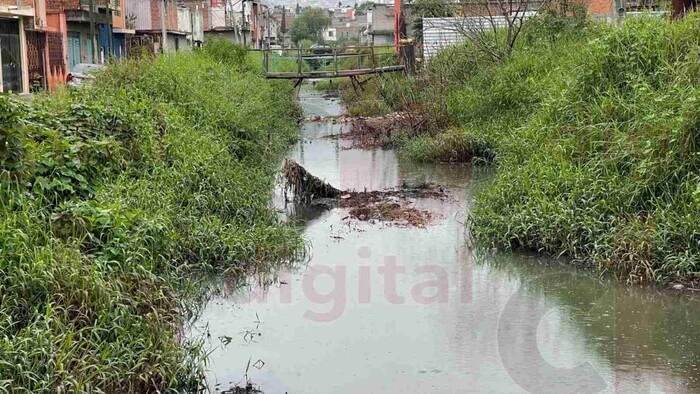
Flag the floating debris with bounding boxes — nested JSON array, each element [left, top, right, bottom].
[[283, 159, 340, 203], [283, 160, 446, 227], [303, 114, 354, 123], [221, 383, 263, 394], [343, 111, 429, 149], [340, 191, 435, 228]]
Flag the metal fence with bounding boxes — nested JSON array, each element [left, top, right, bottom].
[[260, 45, 405, 79]]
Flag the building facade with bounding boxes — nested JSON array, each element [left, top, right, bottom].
[[0, 0, 35, 93]]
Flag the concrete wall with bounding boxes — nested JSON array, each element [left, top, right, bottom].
[[370, 4, 394, 33], [210, 5, 225, 28], [191, 7, 203, 42], [177, 6, 191, 33], [126, 0, 151, 30], [165, 32, 187, 52], [323, 27, 336, 42], [204, 29, 249, 46], [422, 16, 508, 59]]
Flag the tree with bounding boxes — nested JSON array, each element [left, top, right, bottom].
[[413, 0, 455, 42], [290, 8, 332, 45], [281, 9, 287, 35], [355, 1, 373, 13], [434, 0, 552, 61]]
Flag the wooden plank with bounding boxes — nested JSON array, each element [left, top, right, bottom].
[[265, 65, 405, 80]]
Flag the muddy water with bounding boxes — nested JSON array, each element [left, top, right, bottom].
[[194, 87, 700, 393]]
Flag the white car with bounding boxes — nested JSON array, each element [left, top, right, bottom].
[[66, 63, 105, 87], [270, 44, 283, 56]]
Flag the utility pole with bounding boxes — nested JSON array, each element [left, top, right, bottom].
[[190, 7, 195, 48], [107, 0, 113, 58], [89, 0, 97, 62], [265, 8, 270, 49], [281, 6, 286, 48], [393, 0, 401, 49], [161, 0, 168, 53], [242, 0, 247, 47]]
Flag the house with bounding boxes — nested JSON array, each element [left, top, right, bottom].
[[326, 7, 365, 42], [110, 0, 135, 58], [58, 0, 124, 68], [177, 5, 204, 48], [271, 5, 293, 46], [203, 0, 268, 48], [125, 0, 188, 53], [35, 0, 132, 91], [367, 3, 413, 46], [0, 0, 39, 93], [204, 0, 251, 46], [0, 0, 132, 93]]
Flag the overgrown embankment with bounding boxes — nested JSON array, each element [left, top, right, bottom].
[[0, 41, 303, 392], [337, 13, 700, 284]]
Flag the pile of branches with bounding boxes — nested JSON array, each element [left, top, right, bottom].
[[346, 110, 429, 149], [282, 160, 446, 227], [283, 159, 340, 203]]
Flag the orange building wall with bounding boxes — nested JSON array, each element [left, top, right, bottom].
[[112, 0, 126, 29], [0, 0, 33, 7], [45, 12, 68, 90], [584, 0, 614, 15], [148, 0, 179, 31]]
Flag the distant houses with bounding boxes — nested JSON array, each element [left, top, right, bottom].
[[0, 0, 678, 94], [322, 6, 367, 43], [0, 0, 130, 92], [0, 0, 285, 94]]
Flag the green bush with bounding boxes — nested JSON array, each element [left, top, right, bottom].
[[0, 42, 303, 392], [397, 127, 473, 163], [470, 15, 700, 284], [342, 11, 700, 284]]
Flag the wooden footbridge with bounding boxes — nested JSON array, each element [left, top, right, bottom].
[[257, 44, 413, 87]]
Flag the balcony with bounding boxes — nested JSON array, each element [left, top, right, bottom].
[[0, 2, 34, 17], [64, 0, 120, 12]]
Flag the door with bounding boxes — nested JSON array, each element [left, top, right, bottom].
[[26, 31, 46, 91], [0, 19, 23, 92], [68, 32, 81, 71], [86, 36, 93, 64]]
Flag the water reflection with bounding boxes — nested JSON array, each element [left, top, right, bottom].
[[193, 86, 700, 393]]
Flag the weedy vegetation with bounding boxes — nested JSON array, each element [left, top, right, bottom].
[[342, 11, 700, 284], [0, 40, 304, 392]]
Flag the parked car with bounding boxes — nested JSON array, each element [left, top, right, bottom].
[[66, 63, 105, 87], [309, 44, 333, 55]]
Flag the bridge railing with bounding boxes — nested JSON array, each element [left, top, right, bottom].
[[259, 45, 406, 78]]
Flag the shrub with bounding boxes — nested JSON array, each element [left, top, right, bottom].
[[470, 15, 700, 284], [342, 12, 700, 284], [0, 46, 303, 392]]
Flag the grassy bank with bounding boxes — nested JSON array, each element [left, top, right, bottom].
[[0, 42, 303, 392], [341, 13, 700, 284]]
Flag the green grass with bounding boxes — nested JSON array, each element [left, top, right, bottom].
[[312, 78, 340, 91], [0, 41, 303, 392], [469, 14, 700, 284], [345, 12, 700, 284]]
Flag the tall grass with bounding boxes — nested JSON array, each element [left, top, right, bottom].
[[471, 14, 700, 284], [347, 12, 700, 284], [0, 41, 303, 392]]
